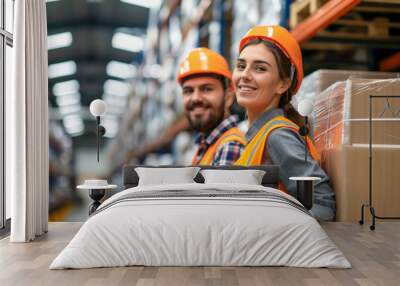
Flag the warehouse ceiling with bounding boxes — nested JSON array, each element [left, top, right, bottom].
[[46, 0, 150, 143]]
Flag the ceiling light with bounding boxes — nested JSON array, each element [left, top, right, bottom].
[[65, 123, 84, 132], [105, 104, 125, 115], [65, 125, 84, 136], [48, 61, 77, 79], [53, 80, 79, 97], [69, 130, 85, 137], [102, 117, 119, 138], [106, 61, 137, 79], [103, 79, 131, 96], [120, 0, 161, 9], [112, 32, 144, 53], [63, 116, 84, 134], [103, 93, 127, 107], [59, 104, 82, 115], [143, 64, 161, 79], [149, 64, 161, 79], [63, 114, 84, 132], [104, 130, 117, 138], [56, 93, 81, 106], [48, 32, 73, 50]]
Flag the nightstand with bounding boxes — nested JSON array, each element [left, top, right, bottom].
[[77, 182, 117, 215]]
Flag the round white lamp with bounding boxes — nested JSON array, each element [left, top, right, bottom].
[[298, 99, 314, 117], [90, 99, 107, 117], [89, 99, 107, 162]]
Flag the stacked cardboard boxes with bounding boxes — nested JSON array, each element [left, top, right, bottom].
[[312, 77, 400, 221], [293, 69, 399, 107]]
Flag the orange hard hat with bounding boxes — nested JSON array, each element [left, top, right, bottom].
[[177, 47, 232, 84], [238, 25, 303, 93]]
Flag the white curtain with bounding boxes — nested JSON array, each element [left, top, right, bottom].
[[7, 0, 49, 242]]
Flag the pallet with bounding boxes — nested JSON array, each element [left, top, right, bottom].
[[362, 0, 400, 4], [290, 0, 328, 29], [290, 0, 400, 40], [290, 0, 400, 29], [326, 17, 400, 38], [329, 12, 400, 39]]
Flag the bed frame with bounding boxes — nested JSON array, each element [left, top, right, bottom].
[[122, 165, 280, 189]]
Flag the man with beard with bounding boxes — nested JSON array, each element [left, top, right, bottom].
[[178, 48, 246, 165]]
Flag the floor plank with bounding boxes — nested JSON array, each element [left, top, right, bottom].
[[0, 222, 399, 286]]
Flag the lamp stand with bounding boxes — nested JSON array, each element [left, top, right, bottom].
[[95, 116, 106, 163], [96, 116, 100, 162], [304, 116, 308, 163], [299, 116, 309, 163]]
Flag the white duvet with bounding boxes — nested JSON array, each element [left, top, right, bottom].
[[50, 183, 350, 269]]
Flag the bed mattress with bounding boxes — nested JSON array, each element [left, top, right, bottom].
[[50, 183, 350, 269]]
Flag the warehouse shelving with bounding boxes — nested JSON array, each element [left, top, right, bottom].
[[380, 51, 400, 71], [48, 120, 81, 221], [106, 0, 222, 174], [106, 0, 400, 175], [290, 0, 400, 73], [105, 0, 298, 173], [290, 0, 362, 43]]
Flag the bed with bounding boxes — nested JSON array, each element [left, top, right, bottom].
[[50, 165, 350, 269]]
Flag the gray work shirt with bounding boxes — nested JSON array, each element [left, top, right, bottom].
[[246, 108, 336, 221]]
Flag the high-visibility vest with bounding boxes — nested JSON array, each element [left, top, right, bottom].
[[235, 116, 319, 191], [192, 127, 247, 165]]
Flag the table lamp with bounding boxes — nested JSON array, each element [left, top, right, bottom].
[[298, 99, 313, 163], [289, 99, 320, 210], [89, 99, 106, 162], [76, 99, 116, 215]]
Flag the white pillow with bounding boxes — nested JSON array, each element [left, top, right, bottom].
[[135, 167, 200, 186], [200, 169, 266, 185]]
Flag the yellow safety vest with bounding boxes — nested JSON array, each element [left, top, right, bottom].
[[192, 127, 247, 165], [235, 116, 319, 191]]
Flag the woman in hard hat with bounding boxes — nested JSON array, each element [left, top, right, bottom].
[[233, 25, 335, 221]]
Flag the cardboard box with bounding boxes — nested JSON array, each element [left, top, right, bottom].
[[312, 78, 400, 221], [313, 78, 400, 149], [322, 145, 400, 222], [293, 69, 399, 107]]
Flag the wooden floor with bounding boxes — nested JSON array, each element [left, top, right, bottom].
[[1, 222, 399, 286]]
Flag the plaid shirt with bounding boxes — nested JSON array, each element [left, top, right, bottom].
[[193, 115, 245, 166]]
